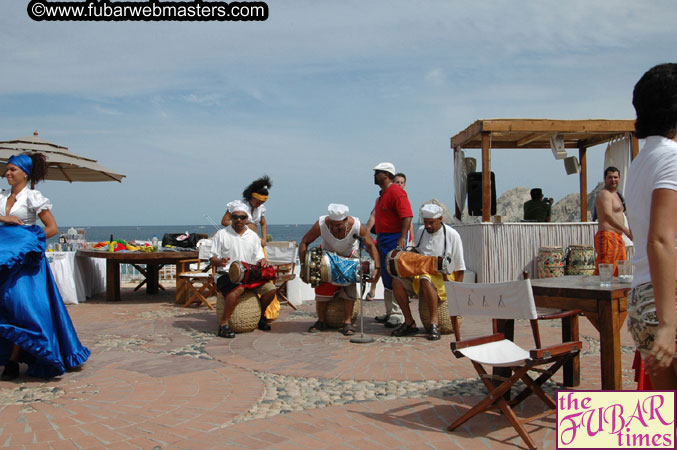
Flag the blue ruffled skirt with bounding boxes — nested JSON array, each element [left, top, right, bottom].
[[0, 225, 90, 378]]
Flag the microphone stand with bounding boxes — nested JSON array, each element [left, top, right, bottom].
[[350, 234, 374, 344]]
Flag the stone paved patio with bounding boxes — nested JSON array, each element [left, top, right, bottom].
[[0, 283, 639, 449]]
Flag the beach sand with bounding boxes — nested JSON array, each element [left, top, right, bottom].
[[0, 281, 639, 449]]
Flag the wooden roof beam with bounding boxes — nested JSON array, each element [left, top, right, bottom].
[[516, 133, 549, 147], [479, 119, 636, 133]]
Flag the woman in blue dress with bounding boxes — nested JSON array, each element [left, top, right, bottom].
[[1, 153, 90, 381]]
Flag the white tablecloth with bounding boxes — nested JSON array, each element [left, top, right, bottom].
[[47, 252, 106, 304]]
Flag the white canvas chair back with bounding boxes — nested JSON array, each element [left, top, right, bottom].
[[265, 241, 298, 265], [445, 279, 537, 321], [197, 239, 212, 260]]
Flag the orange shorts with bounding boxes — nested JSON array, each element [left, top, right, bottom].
[[594, 230, 627, 276]]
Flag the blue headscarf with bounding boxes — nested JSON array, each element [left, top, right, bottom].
[[8, 154, 33, 178]]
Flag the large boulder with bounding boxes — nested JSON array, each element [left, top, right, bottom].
[[456, 184, 602, 223], [418, 198, 454, 224], [496, 187, 531, 222]]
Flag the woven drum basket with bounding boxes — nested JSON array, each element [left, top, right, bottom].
[[325, 297, 361, 328], [216, 291, 262, 333], [418, 298, 463, 335]]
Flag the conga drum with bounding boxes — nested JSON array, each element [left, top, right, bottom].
[[229, 261, 277, 284], [537, 246, 565, 278], [565, 245, 595, 275], [386, 249, 449, 278], [303, 247, 374, 287]]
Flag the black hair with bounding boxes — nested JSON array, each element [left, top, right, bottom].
[[604, 166, 620, 177], [242, 175, 272, 200], [530, 188, 543, 200], [23, 153, 48, 188], [394, 172, 407, 181], [633, 63, 677, 139]]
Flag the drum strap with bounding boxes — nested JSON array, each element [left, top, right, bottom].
[[414, 224, 447, 256]]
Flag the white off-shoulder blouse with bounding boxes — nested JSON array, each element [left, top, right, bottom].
[[0, 187, 53, 226]]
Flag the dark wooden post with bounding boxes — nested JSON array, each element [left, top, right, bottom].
[[631, 133, 640, 160], [453, 146, 462, 220], [481, 132, 491, 222], [579, 146, 588, 222]]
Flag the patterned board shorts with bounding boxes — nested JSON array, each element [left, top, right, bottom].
[[627, 282, 677, 358]]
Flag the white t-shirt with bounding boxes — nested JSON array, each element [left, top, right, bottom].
[[626, 136, 677, 287], [413, 224, 466, 272], [227, 199, 266, 225], [0, 187, 52, 226], [209, 226, 265, 272], [319, 215, 361, 258]]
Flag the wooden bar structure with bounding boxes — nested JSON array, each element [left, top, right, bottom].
[[450, 119, 639, 222]]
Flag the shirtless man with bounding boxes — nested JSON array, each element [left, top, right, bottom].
[[595, 166, 633, 275]]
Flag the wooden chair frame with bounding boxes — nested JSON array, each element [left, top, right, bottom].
[[176, 258, 217, 310], [445, 278, 582, 450]]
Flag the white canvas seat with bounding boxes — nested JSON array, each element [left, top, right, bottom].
[[456, 340, 530, 367]]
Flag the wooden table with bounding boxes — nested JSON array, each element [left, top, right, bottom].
[[531, 275, 631, 390], [77, 250, 198, 301]]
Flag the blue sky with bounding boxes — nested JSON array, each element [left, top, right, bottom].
[[1, 1, 676, 226]]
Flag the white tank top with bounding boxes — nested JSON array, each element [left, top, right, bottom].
[[319, 215, 361, 258]]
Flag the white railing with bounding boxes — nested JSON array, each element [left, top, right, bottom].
[[119, 264, 176, 283]]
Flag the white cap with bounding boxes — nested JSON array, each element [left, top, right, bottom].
[[328, 203, 349, 221], [373, 162, 396, 176], [421, 203, 443, 219], [228, 199, 251, 217]]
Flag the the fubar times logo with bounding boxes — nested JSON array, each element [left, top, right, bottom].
[[557, 391, 675, 449]]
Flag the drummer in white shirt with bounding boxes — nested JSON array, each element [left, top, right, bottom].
[[391, 203, 465, 340], [299, 203, 379, 336], [210, 200, 276, 339]]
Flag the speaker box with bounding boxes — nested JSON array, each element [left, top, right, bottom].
[[467, 172, 496, 217]]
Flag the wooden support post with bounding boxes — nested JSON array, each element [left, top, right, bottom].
[[481, 132, 491, 223], [631, 133, 640, 160], [453, 147, 462, 220], [579, 147, 588, 222]]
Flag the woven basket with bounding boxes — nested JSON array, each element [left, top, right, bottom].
[[418, 298, 463, 335], [216, 291, 261, 333], [325, 297, 361, 328]]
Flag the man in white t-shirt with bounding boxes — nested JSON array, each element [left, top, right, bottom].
[[210, 200, 276, 338], [391, 203, 465, 340], [299, 204, 379, 336]]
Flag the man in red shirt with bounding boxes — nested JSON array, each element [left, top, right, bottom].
[[372, 162, 413, 328]]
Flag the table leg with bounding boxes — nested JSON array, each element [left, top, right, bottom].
[[147, 264, 159, 295], [598, 299, 623, 390], [494, 319, 515, 400], [562, 315, 580, 387], [106, 261, 121, 301]]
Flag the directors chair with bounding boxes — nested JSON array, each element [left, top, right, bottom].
[[176, 239, 217, 310], [265, 240, 299, 310], [444, 277, 582, 450]]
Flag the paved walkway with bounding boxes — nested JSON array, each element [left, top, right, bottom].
[[1, 284, 640, 449]]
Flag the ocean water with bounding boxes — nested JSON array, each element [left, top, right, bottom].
[[49, 224, 312, 245]]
